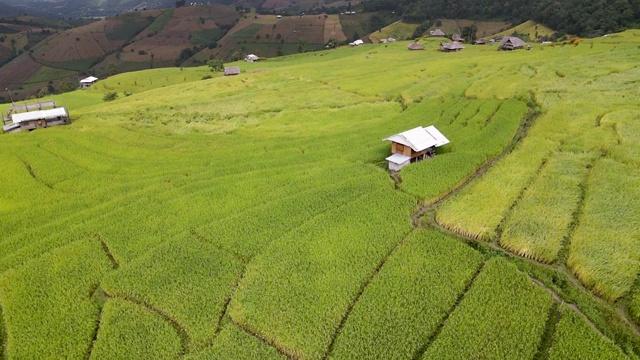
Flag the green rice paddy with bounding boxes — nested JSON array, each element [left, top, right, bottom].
[[1, 30, 640, 359]]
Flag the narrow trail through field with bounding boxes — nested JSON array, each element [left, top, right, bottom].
[[191, 229, 249, 264], [323, 230, 414, 360], [412, 260, 487, 360]]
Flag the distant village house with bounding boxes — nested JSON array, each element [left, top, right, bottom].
[[223, 66, 241, 76], [79, 76, 98, 89], [440, 42, 465, 52], [407, 43, 425, 50], [245, 54, 260, 62], [499, 36, 527, 50], [349, 39, 364, 46], [382, 125, 450, 171], [430, 29, 446, 37], [451, 34, 464, 42]]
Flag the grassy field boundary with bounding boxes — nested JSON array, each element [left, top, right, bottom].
[[413, 259, 487, 359], [97, 234, 119, 270], [209, 266, 248, 348]]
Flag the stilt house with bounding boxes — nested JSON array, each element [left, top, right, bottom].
[[2, 101, 70, 133], [382, 125, 449, 171]]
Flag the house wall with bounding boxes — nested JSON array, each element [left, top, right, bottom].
[[392, 142, 412, 156]]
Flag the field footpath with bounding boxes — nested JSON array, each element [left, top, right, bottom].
[[390, 96, 640, 356]]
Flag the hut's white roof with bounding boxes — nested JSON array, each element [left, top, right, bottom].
[[80, 76, 98, 83], [385, 153, 410, 165], [12, 107, 68, 124], [382, 125, 450, 151]]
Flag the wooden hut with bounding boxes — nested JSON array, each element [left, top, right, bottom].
[[430, 29, 446, 37], [223, 66, 241, 76], [451, 34, 464, 42], [440, 42, 465, 52], [2, 104, 70, 134], [407, 43, 425, 50], [499, 36, 526, 50], [473, 38, 488, 45], [382, 125, 450, 171]]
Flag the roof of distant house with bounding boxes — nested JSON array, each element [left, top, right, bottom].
[[11, 107, 68, 124], [80, 76, 98, 83], [430, 29, 446, 36], [407, 43, 425, 50]]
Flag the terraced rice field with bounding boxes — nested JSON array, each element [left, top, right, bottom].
[[1, 30, 640, 359]]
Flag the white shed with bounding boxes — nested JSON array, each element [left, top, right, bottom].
[[245, 54, 260, 62], [79, 76, 98, 88], [382, 125, 450, 171]]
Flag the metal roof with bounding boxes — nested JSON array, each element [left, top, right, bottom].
[[80, 76, 98, 83], [382, 125, 450, 151], [12, 107, 68, 124], [386, 153, 411, 165]]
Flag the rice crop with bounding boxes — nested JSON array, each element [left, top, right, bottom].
[[422, 257, 553, 360], [329, 229, 484, 359], [549, 305, 627, 360]]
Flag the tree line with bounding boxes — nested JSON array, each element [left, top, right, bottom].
[[362, 0, 640, 37]]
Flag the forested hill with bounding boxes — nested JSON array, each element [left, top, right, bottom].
[[363, 0, 640, 37]]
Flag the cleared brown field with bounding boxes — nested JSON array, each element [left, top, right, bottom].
[[0, 55, 42, 87], [33, 21, 120, 62], [324, 14, 347, 42], [429, 19, 512, 38]]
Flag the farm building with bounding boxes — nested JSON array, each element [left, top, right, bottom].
[[474, 38, 488, 45], [349, 39, 364, 46], [451, 34, 464, 42], [79, 76, 98, 89], [440, 42, 465, 52], [430, 29, 446, 37], [499, 36, 526, 50], [407, 43, 425, 50], [223, 66, 241, 76], [2, 101, 70, 134], [382, 125, 450, 171], [245, 54, 260, 62]]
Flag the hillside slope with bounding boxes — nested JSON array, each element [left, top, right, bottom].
[[1, 30, 640, 359]]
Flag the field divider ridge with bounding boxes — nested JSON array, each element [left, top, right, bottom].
[[532, 300, 560, 360], [208, 265, 248, 347], [100, 288, 191, 356], [190, 229, 249, 265], [554, 156, 598, 266], [0, 301, 6, 360], [495, 156, 550, 246], [96, 234, 120, 270], [322, 229, 415, 360], [412, 259, 487, 360], [84, 286, 107, 360], [228, 317, 299, 360]]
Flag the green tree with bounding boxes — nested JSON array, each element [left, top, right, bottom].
[[103, 92, 118, 102], [108, 63, 118, 76], [207, 59, 224, 72], [58, 81, 75, 93]]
